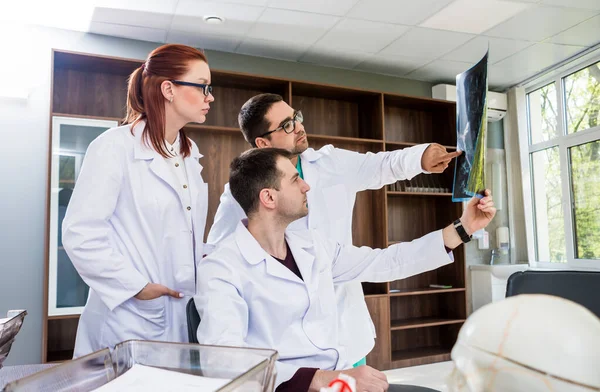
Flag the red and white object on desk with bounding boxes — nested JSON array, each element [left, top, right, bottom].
[[320, 374, 356, 392]]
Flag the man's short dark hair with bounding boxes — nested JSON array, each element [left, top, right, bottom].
[[238, 93, 284, 147], [229, 148, 294, 216]]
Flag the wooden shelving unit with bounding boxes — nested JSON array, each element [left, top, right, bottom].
[[43, 49, 466, 370]]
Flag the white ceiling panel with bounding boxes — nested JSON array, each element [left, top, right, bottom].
[[406, 59, 474, 83], [267, 0, 359, 16], [175, 0, 264, 20], [550, 15, 600, 47], [220, 0, 269, 5], [89, 21, 167, 43], [491, 42, 586, 85], [92, 8, 173, 30], [313, 19, 410, 54], [247, 8, 339, 44], [484, 5, 592, 41], [354, 54, 431, 77], [540, 0, 600, 10], [94, 0, 178, 14], [171, 14, 256, 36], [166, 30, 242, 52], [347, 0, 454, 26], [300, 48, 370, 69], [443, 36, 535, 64], [420, 0, 532, 34], [380, 27, 475, 60], [237, 37, 311, 61]]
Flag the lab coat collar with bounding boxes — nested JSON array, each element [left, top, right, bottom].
[[133, 120, 203, 160], [234, 221, 315, 284], [300, 144, 333, 162], [165, 134, 180, 156], [133, 121, 156, 160], [235, 222, 267, 266]]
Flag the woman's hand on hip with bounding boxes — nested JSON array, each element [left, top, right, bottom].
[[135, 283, 184, 300]]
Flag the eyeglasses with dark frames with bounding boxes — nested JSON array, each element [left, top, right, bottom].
[[258, 110, 304, 139], [170, 80, 213, 97]]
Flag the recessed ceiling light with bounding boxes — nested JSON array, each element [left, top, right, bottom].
[[203, 16, 224, 25]]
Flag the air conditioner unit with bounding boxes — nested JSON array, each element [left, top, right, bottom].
[[432, 84, 507, 122]]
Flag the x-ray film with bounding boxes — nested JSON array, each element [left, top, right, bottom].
[[453, 51, 488, 202]]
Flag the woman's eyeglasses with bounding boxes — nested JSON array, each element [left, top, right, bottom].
[[170, 80, 213, 97]]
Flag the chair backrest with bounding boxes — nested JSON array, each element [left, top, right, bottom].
[[505, 270, 600, 318], [186, 297, 200, 344]]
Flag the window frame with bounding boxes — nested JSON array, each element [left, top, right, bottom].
[[522, 57, 600, 270]]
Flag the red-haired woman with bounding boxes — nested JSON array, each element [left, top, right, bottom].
[[62, 44, 214, 357]]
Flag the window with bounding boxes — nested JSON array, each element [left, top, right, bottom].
[[525, 60, 600, 267]]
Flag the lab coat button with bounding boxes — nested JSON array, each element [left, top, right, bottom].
[[175, 163, 180, 167], [187, 206, 191, 211]]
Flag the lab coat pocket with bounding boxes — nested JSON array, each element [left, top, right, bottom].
[[100, 296, 166, 348], [130, 296, 167, 336], [133, 296, 165, 311]]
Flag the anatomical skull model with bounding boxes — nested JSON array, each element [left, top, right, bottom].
[[447, 294, 600, 392]]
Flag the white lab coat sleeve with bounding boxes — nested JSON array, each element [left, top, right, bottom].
[[330, 144, 429, 192], [195, 255, 301, 388], [205, 183, 247, 252], [62, 135, 148, 311], [324, 229, 453, 284]]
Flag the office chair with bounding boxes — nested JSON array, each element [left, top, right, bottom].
[[186, 297, 200, 344], [505, 270, 600, 318]]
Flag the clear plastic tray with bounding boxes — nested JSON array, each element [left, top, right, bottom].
[[3, 340, 278, 392], [0, 310, 27, 369]]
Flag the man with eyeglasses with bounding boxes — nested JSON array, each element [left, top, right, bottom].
[[206, 93, 461, 378]]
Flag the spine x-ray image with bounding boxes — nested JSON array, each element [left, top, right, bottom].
[[453, 51, 488, 202]]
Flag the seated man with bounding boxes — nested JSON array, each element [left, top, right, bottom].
[[195, 148, 495, 392]]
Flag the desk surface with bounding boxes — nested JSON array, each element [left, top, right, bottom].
[[384, 361, 453, 392], [0, 362, 452, 391]]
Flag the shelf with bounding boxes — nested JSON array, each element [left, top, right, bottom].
[[391, 318, 464, 331], [309, 134, 383, 145], [52, 112, 122, 123], [185, 123, 384, 145], [391, 347, 451, 367], [48, 314, 80, 320], [387, 191, 452, 197], [364, 294, 389, 299], [385, 140, 456, 151], [184, 124, 241, 135], [389, 288, 466, 297]]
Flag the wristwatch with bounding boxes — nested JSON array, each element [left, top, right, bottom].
[[453, 219, 472, 243]]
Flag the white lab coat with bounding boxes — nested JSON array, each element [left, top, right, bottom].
[[206, 143, 428, 364], [196, 223, 453, 387], [62, 122, 208, 357]]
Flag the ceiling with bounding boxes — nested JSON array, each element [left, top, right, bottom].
[[9, 0, 600, 90]]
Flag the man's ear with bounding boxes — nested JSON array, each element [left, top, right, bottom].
[[258, 188, 276, 211], [255, 137, 271, 148]]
